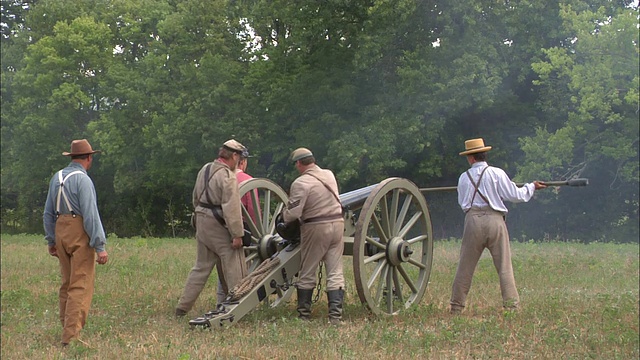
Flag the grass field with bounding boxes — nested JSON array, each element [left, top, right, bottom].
[[1, 234, 638, 359]]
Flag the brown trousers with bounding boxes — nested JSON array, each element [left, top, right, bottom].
[[450, 207, 519, 310], [297, 221, 345, 291], [55, 215, 96, 343], [177, 213, 247, 312]]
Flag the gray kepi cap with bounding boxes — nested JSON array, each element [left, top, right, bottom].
[[223, 139, 246, 154], [290, 147, 313, 162]]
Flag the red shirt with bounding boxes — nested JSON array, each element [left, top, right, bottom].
[[236, 170, 257, 223]]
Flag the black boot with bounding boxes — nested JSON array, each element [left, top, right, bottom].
[[327, 288, 344, 325], [296, 288, 314, 320]]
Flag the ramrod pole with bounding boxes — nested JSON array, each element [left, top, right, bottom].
[[419, 178, 589, 193]]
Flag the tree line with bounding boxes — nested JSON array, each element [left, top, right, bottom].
[[1, 0, 638, 242]]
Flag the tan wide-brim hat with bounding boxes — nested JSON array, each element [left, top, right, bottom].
[[62, 139, 101, 156], [223, 139, 246, 154], [459, 138, 492, 156], [290, 147, 313, 162]]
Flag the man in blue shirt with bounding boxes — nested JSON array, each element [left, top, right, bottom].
[[43, 139, 109, 346]]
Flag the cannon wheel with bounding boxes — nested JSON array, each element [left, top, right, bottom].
[[353, 178, 433, 315], [238, 178, 295, 307]]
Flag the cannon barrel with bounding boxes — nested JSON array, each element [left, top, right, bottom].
[[339, 183, 378, 210], [276, 183, 380, 245], [419, 178, 589, 192]]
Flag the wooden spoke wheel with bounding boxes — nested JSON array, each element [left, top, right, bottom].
[[353, 178, 434, 315], [238, 178, 294, 307]]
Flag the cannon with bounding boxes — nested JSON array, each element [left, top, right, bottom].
[[189, 176, 588, 328], [189, 177, 433, 328]]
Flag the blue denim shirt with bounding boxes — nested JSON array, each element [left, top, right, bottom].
[[43, 162, 106, 252]]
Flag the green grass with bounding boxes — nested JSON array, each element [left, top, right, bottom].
[[1, 234, 638, 359]]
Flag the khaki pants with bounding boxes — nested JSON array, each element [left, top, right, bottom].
[[177, 213, 247, 311], [297, 221, 345, 291], [55, 215, 96, 343], [450, 207, 519, 310]]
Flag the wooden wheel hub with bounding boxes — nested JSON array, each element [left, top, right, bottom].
[[386, 237, 413, 266]]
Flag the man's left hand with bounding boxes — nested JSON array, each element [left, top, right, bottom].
[[533, 181, 547, 190]]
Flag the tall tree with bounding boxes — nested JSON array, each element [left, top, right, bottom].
[[90, 0, 250, 235], [5, 14, 114, 229], [519, 4, 639, 241], [233, 0, 377, 188]]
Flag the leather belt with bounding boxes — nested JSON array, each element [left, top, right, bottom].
[[302, 213, 343, 224], [198, 203, 225, 226]]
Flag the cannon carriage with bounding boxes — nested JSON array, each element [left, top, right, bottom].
[[189, 177, 434, 328]]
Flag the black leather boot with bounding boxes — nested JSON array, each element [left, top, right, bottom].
[[327, 288, 344, 325], [296, 288, 314, 320]]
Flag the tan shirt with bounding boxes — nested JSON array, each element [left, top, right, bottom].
[[192, 160, 244, 238], [283, 164, 343, 224]]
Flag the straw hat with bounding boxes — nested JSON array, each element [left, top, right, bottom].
[[459, 138, 492, 156], [290, 148, 313, 162], [62, 139, 101, 156]]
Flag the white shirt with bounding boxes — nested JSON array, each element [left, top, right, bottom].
[[457, 161, 536, 214]]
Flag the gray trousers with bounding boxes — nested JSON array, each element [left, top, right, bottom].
[[450, 207, 519, 310], [297, 221, 345, 290], [177, 213, 247, 312]]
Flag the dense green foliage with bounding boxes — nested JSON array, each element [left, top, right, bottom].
[[1, 0, 638, 241]]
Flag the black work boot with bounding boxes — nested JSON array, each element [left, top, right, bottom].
[[175, 308, 188, 317], [327, 288, 344, 325], [296, 288, 314, 320]]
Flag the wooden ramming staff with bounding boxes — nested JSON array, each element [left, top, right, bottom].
[[419, 178, 589, 193]]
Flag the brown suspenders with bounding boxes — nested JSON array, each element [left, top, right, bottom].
[[465, 166, 491, 212], [196, 163, 225, 224]]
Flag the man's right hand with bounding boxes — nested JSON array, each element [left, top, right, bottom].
[[96, 251, 108, 265], [232, 237, 243, 249], [48, 245, 58, 258]]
